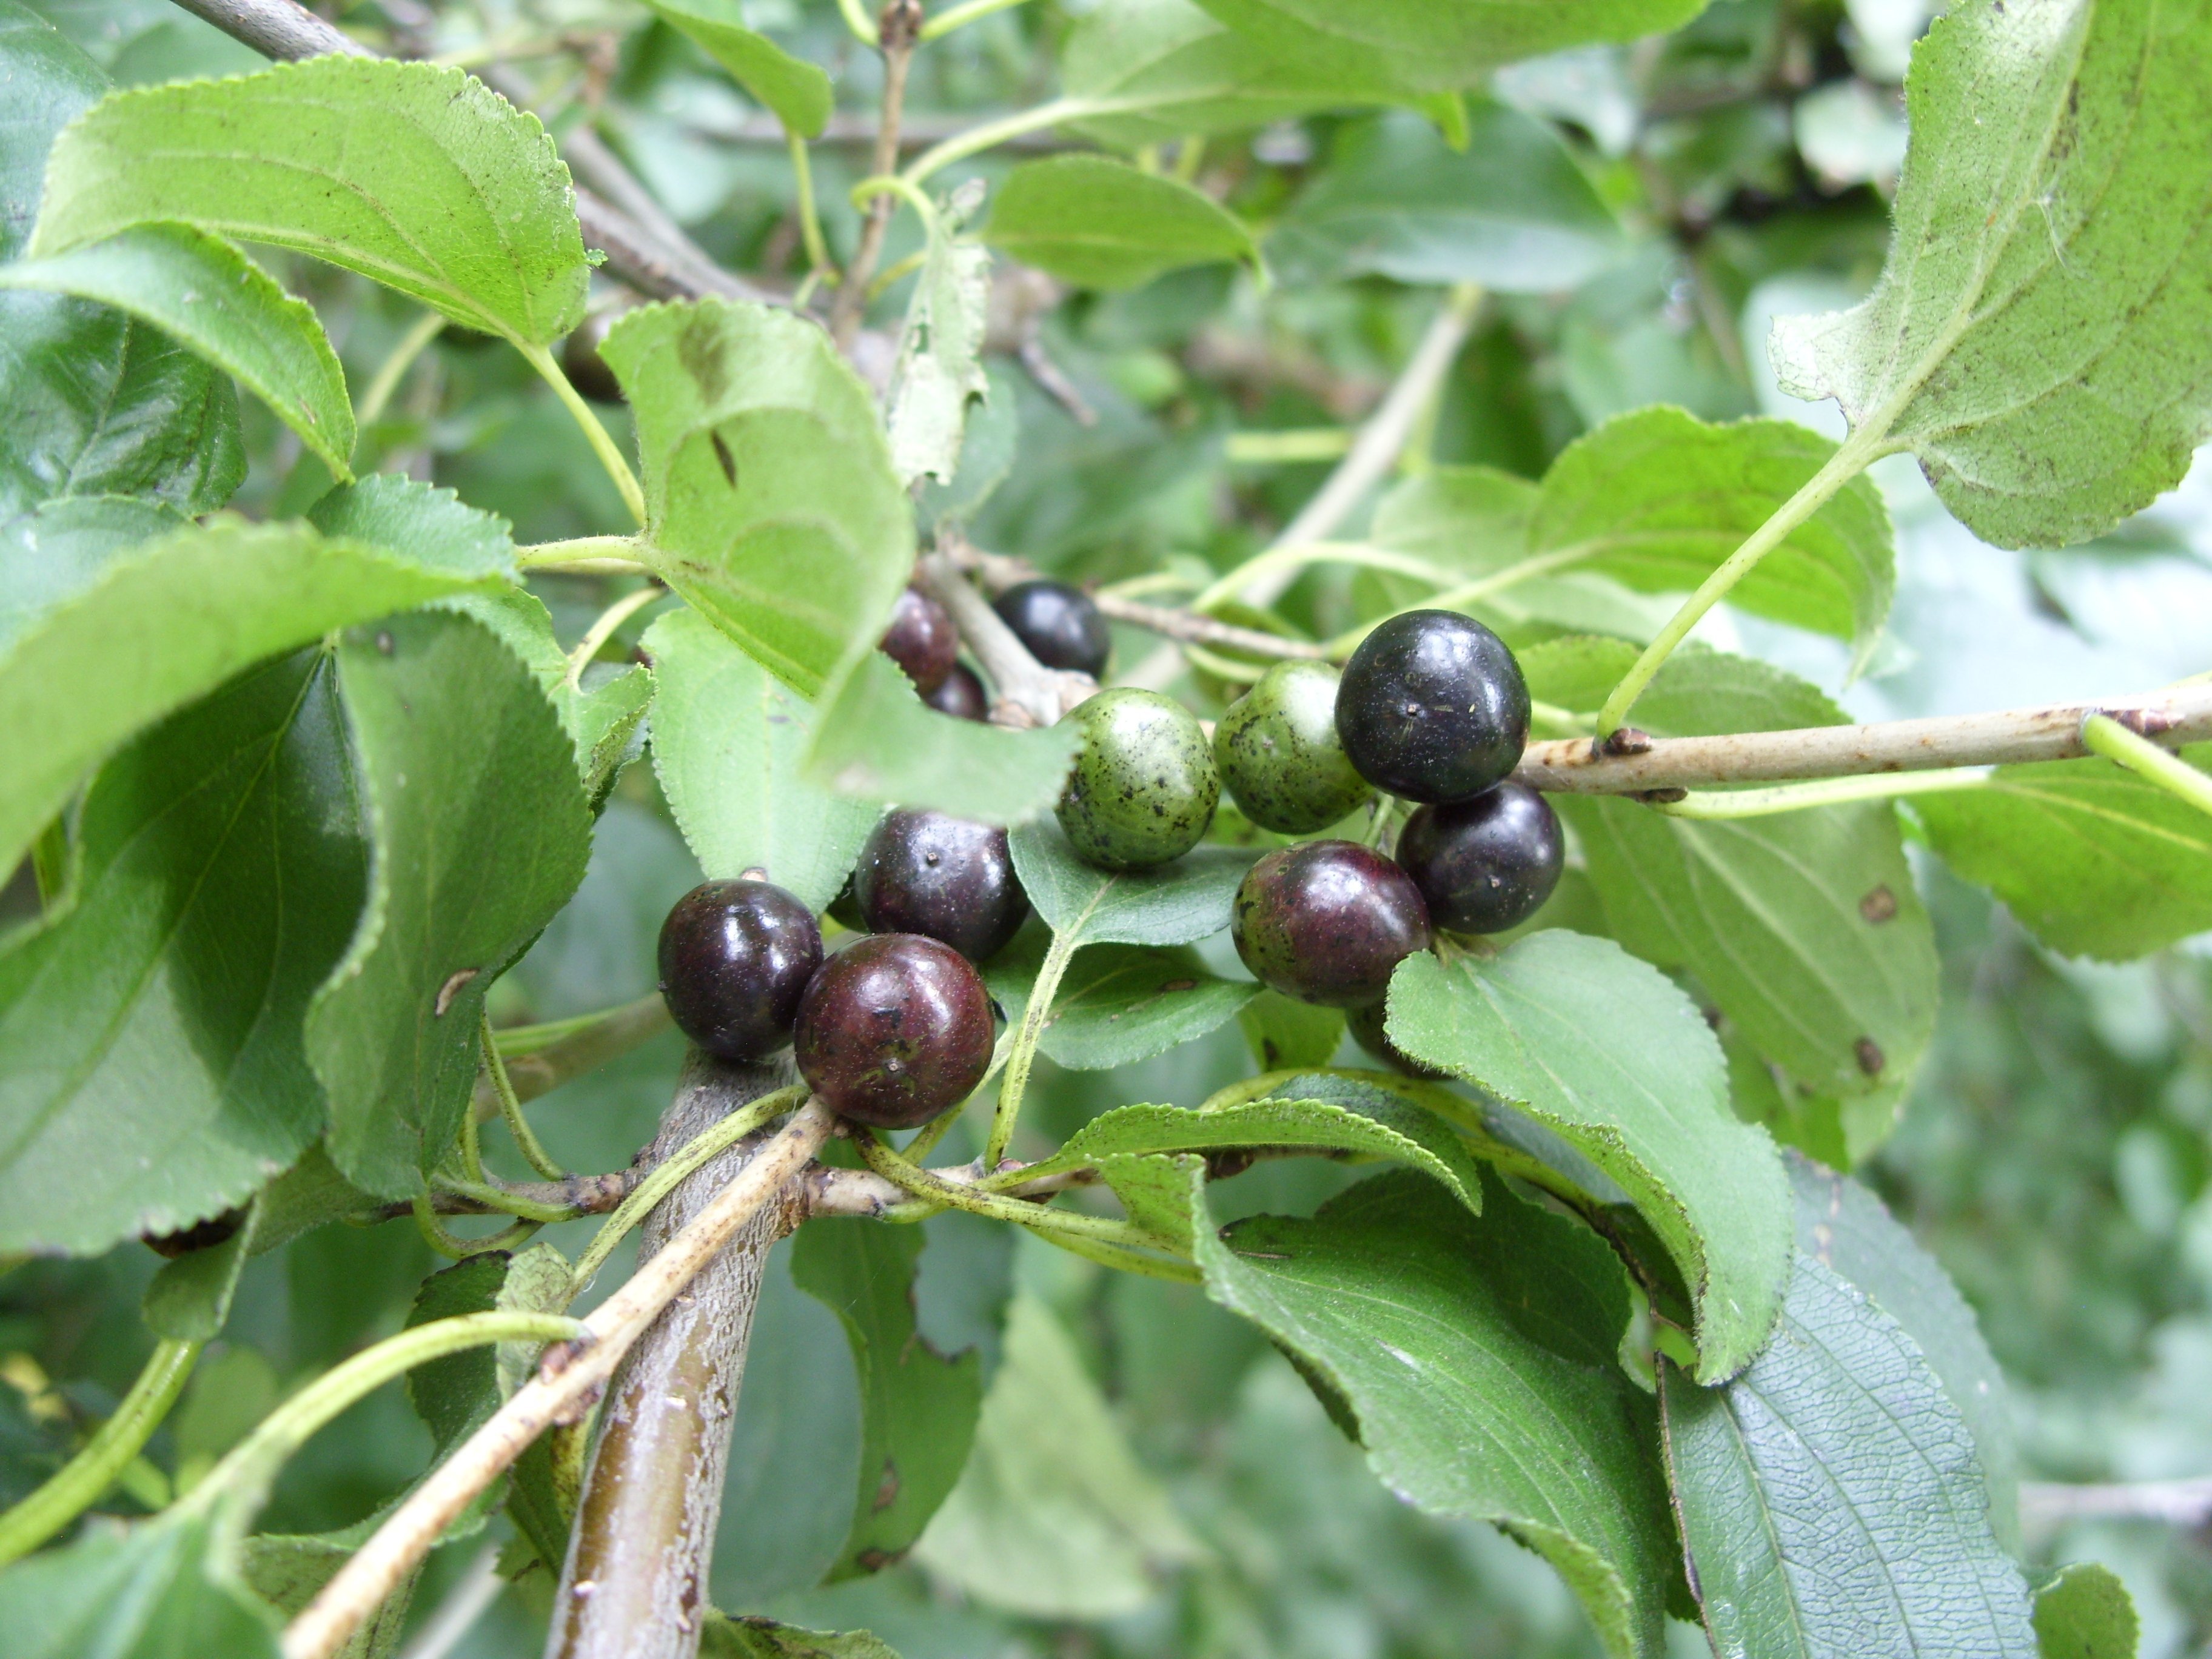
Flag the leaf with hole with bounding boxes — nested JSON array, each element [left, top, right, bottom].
[[603, 300, 912, 700], [1387, 932, 1791, 1381], [1768, 0, 2212, 547], [0, 225, 354, 478], [886, 187, 992, 488], [32, 57, 589, 344]]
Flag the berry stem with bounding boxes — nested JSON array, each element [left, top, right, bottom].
[[480, 1007, 566, 1179], [0, 1338, 201, 1566], [2081, 714, 2212, 819], [985, 928, 1078, 1168], [1649, 769, 1995, 819], [518, 341, 646, 528], [471, 993, 674, 1125]]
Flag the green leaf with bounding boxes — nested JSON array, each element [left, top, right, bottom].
[[1526, 409, 1894, 662], [33, 57, 589, 344], [307, 611, 593, 1198], [2034, 1563, 2138, 1659], [1198, 1168, 1680, 1659], [646, 608, 877, 911], [0, 224, 355, 477], [602, 299, 912, 700], [1660, 1253, 2036, 1658], [1914, 749, 2212, 961], [0, 512, 509, 880], [704, 1617, 899, 1659], [1767, 0, 2212, 548], [886, 186, 992, 489], [985, 936, 1256, 1070], [640, 0, 833, 136], [142, 1210, 253, 1341], [237, 1524, 417, 1659], [0, 651, 364, 1255], [406, 1242, 571, 1453], [1789, 1153, 2020, 1553], [0, 1507, 283, 1659], [1238, 988, 1344, 1072], [1190, 0, 1709, 92], [984, 154, 1259, 292], [1387, 934, 1791, 1381], [805, 651, 1080, 827], [1021, 1078, 1490, 1230], [0, 0, 243, 521], [791, 1218, 985, 1580], [1058, 0, 1413, 150], [1008, 818, 1257, 947], [306, 473, 516, 572], [0, 495, 187, 653], [1539, 643, 1939, 1099], [1269, 108, 1618, 291], [914, 1295, 1203, 1617]]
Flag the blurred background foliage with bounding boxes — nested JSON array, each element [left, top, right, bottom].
[[6, 0, 2212, 1652]]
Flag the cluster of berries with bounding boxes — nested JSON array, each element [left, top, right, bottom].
[[655, 587, 1561, 1129]]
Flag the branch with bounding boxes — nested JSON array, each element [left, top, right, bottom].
[[805, 1158, 1094, 1218], [281, 1098, 836, 1659], [830, 0, 924, 346], [548, 1055, 797, 1659], [1515, 686, 2212, 796], [944, 541, 1329, 663], [166, 0, 768, 307], [916, 543, 1095, 725], [2021, 1478, 2212, 1527]]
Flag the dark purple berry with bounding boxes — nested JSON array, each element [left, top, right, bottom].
[[854, 809, 1030, 962], [144, 1207, 246, 1259], [795, 934, 996, 1128], [993, 580, 1110, 679], [1335, 610, 1529, 804], [1395, 782, 1564, 935], [924, 661, 989, 721], [658, 879, 823, 1059], [1347, 1000, 1449, 1081], [1231, 840, 1430, 1008], [880, 585, 959, 694], [561, 310, 625, 404]]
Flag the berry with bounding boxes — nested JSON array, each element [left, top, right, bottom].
[[1231, 840, 1430, 1008], [561, 310, 624, 404], [925, 661, 990, 721], [657, 879, 823, 1059], [1335, 610, 1530, 804], [880, 585, 958, 694], [854, 809, 1030, 962], [143, 1207, 246, 1259], [993, 580, 1110, 679], [795, 934, 996, 1128], [1394, 782, 1564, 935], [1057, 688, 1219, 871], [1213, 661, 1373, 834], [1347, 1000, 1448, 1081]]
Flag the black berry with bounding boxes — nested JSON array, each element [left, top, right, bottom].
[[1213, 660, 1373, 834], [1347, 1000, 1447, 1081], [795, 934, 996, 1128], [854, 809, 1030, 962], [880, 585, 959, 694], [1395, 782, 1564, 935], [657, 879, 823, 1059], [925, 661, 990, 721], [1057, 688, 1219, 871], [1231, 840, 1430, 1008], [143, 1207, 246, 1259], [1335, 610, 1530, 804], [993, 580, 1110, 679], [561, 310, 625, 404]]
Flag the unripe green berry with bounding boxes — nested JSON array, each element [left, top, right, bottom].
[[1213, 661, 1374, 835], [1056, 687, 1219, 871]]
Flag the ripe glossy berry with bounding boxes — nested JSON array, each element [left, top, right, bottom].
[[854, 809, 1030, 962], [1057, 688, 1219, 871], [1395, 782, 1564, 935], [1232, 840, 1430, 1008], [1347, 999, 1448, 1081], [658, 879, 823, 1059], [795, 934, 996, 1128], [994, 580, 1110, 679], [880, 585, 959, 694], [1214, 661, 1373, 834], [925, 661, 989, 721], [561, 310, 625, 404], [1335, 610, 1530, 804]]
